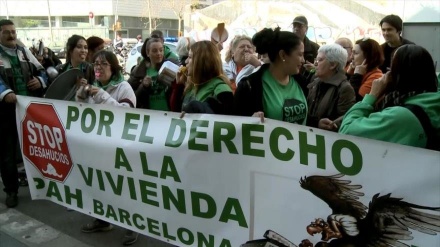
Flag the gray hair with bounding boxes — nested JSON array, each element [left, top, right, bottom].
[[318, 43, 348, 72], [176, 36, 196, 57]]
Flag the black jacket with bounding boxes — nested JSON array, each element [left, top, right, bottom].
[[303, 36, 320, 64], [234, 63, 308, 117], [379, 38, 414, 73]]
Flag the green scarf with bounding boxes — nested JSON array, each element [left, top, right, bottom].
[[93, 72, 124, 90]]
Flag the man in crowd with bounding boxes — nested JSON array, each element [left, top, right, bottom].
[[379, 14, 414, 73], [292, 16, 320, 64], [335, 37, 354, 71], [0, 19, 48, 208], [292, 16, 320, 79]]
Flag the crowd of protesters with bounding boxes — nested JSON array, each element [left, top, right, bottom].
[[0, 12, 439, 246]]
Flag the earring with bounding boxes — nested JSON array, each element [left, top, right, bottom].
[[283, 59, 285, 62]]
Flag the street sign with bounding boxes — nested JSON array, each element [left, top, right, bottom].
[[21, 102, 73, 183]]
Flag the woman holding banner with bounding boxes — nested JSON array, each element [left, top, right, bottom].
[[77, 50, 135, 234], [339, 45, 440, 150], [233, 27, 308, 124], [174, 40, 234, 115]]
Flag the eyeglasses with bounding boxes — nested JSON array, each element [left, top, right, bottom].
[[1, 30, 16, 36], [93, 62, 110, 67]]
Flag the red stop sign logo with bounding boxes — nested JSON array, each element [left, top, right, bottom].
[[21, 103, 73, 183]]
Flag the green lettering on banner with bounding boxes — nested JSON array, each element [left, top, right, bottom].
[[177, 227, 194, 245], [133, 213, 146, 230], [163, 222, 177, 240], [33, 178, 45, 189], [160, 156, 181, 182], [147, 218, 161, 236], [242, 124, 265, 157], [219, 198, 248, 228], [198, 233, 215, 247], [299, 132, 325, 169], [332, 140, 363, 175], [66, 106, 79, 130], [162, 186, 186, 213], [119, 208, 132, 226], [219, 239, 232, 247], [191, 192, 216, 219], [188, 120, 209, 151], [115, 148, 133, 172], [270, 127, 294, 161], [139, 115, 154, 143], [81, 108, 96, 133], [139, 180, 159, 207], [122, 113, 139, 141], [96, 169, 105, 191], [140, 152, 158, 177], [77, 164, 93, 187], [127, 177, 138, 200], [65, 186, 83, 208], [93, 199, 104, 215], [104, 172, 124, 196], [96, 110, 114, 137], [105, 204, 118, 221], [165, 118, 186, 148], [46, 181, 63, 202], [213, 122, 238, 154]]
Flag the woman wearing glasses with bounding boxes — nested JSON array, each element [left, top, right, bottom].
[[76, 50, 135, 234], [347, 38, 384, 102], [75, 50, 136, 107], [307, 44, 355, 131]]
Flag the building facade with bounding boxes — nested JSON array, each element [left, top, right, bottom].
[[0, 0, 212, 46]]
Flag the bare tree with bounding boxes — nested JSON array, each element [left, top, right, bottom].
[[163, 0, 187, 36], [144, 0, 163, 34]]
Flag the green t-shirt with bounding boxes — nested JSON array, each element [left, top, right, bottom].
[[147, 67, 169, 111], [182, 77, 232, 110], [262, 70, 307, 124]]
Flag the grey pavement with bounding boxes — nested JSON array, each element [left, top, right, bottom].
[[0, 181, 175, 247]]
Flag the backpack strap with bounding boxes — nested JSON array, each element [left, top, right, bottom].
[[404, 104, 439, 151]]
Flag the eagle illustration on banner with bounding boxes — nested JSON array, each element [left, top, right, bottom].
[[297, 174, 440, 247]]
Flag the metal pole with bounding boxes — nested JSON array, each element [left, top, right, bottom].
[[47, 0, 54, 44], [114, 0, 119, 40], [5, 0, 10, 19]]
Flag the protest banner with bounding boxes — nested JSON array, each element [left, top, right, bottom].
[[16, 96, 440, 247]]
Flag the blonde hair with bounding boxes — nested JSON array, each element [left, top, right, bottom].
[[185, 41, 231, 93], [176, 36, 196, 58], [225, 35, 253, 62]]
